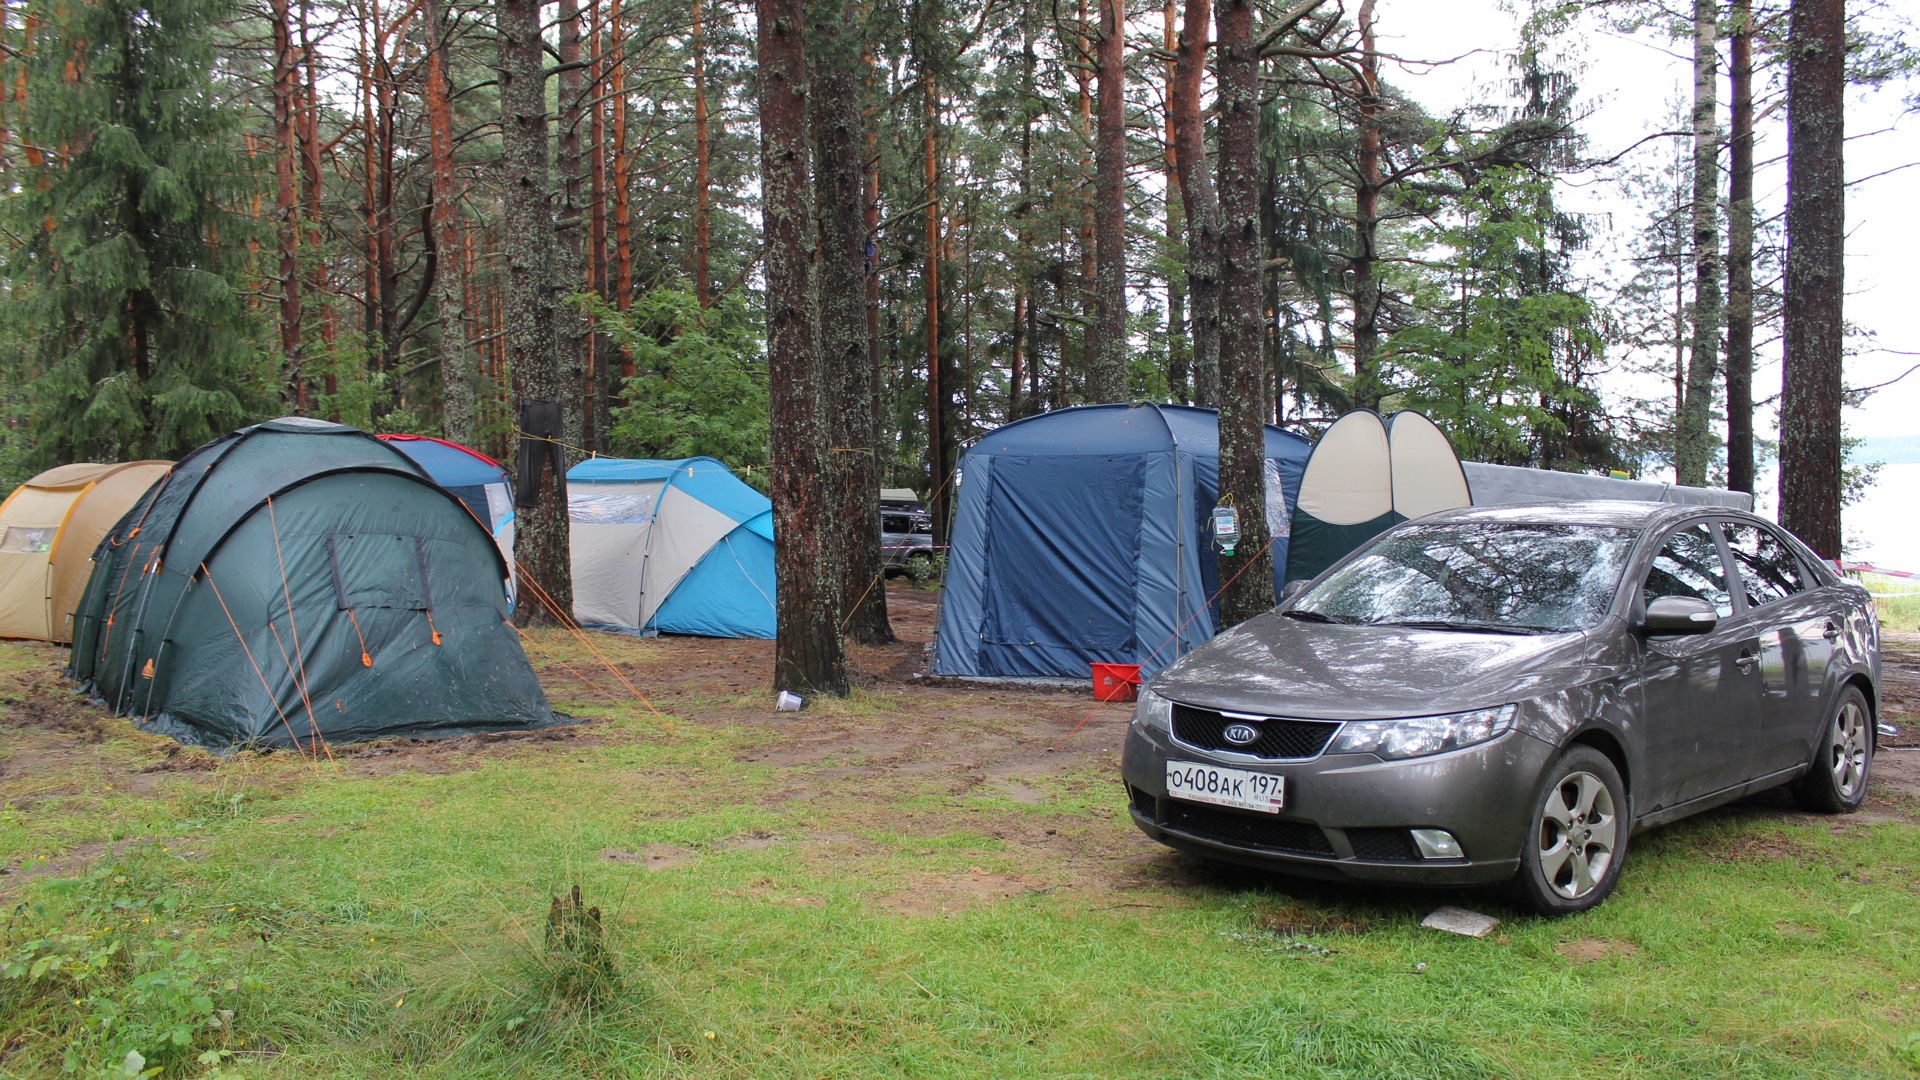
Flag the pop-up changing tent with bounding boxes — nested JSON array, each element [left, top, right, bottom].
[[1283, 409, 1472, 584], [377, 434, 517, 590], [67, 417, 556, 749], [568, 457, 775, 638], [0, 460, 172, 642], [933, 403, 1313, 680]]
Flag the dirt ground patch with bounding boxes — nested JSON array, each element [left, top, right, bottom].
[[8, 583, 1920, 890], [1556, 939, 1640, 962]]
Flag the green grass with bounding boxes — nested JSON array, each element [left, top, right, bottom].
[[4, 641, 1919, 1078], [1860, 573, 1920, 631]]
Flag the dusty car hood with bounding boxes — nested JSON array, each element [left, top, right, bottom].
[[1149, 610, 1598, 720]]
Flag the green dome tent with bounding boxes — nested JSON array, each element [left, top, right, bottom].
[[67, 417, 558, 750]]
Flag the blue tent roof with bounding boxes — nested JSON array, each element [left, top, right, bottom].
[[377, 435, 508, 489]]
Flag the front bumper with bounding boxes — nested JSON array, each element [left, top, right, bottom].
[[1120, 718, 1555, 885]]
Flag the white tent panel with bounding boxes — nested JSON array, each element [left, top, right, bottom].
[[634, 486, 745, 631], [570, 479, 666, 628], [1296, 411, 1392, 524], [1389, 412, 1472, 518]]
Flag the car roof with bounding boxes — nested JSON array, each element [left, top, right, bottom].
[[1414, 500, 1736, 530]]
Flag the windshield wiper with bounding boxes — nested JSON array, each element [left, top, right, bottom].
[[1282, 609, 1360, 624], [1367, 618, 1549, 635]]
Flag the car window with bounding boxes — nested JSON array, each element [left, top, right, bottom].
[[882, 514, 908, 533], [1294, 523, 1636, 632], [1721, 522, 1812, 608], [1641, 523, 1734, 617]]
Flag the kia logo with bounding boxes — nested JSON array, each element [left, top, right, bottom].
[[1223, 723, 1260, 746]]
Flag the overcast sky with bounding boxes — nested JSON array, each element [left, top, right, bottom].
[[1374, 0, 1918, 440]]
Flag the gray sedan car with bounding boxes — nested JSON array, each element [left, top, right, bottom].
[[1121, 501, 1879, 914]]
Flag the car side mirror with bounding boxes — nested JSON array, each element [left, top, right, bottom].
[[1642, 595, 1718, 635], [1279, 579, 1310, 605]]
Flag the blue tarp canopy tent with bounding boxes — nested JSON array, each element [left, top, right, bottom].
[[567, 457, 776, 638], [933, 403, 1313, 680]]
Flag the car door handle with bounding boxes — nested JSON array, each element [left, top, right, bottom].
[[1735, 650, 1758, 674], [1823, 621, 1841, 642]]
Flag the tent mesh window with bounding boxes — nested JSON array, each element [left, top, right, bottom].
[[1161, 802, 1336, 856], [1170, 704, 1340, 760]]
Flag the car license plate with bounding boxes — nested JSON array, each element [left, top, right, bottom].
[[1166, 760, 1285, 814]]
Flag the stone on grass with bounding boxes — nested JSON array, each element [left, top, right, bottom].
[[1421, 905, 1500, 938]]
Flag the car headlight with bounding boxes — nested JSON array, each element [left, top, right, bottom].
[[1133, 688, 1173, 731], [1327, 704, 1517, 761]]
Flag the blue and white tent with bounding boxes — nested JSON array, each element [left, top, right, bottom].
[[933, 404, 1313, 680], [567, 457, 775, 638]]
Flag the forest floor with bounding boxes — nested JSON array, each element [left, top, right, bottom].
[[1, 586, 1918, 1078]]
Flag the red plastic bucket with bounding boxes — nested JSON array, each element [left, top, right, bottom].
[[1091, 663, 1142, 702]]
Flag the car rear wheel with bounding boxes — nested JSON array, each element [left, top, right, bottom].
[[1506, 745, 1629, 916], [1793, 685, 1873, 814]]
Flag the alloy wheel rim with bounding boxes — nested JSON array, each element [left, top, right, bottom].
[[1536, 770, 1617, 900], [1830, 700, 1868, 799]]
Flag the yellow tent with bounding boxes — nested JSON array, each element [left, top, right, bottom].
[[0, 461, 171, 642]]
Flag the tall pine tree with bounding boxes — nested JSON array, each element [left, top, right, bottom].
[[4, 0, 266, 463]]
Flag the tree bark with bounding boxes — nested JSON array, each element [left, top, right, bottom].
[[811, 0, 892, 645], [588, 2, 612, 451], [1779, 0, 1844, 557], [1725, 0, 1755, 494], [1349, 0, 1384, 411], [1213, 0, 1273, 626], [555, 0, 589, 462], [1171, 0, 1221, 407], [924, 79, 947, 547], [1164, 0, 1188, 405], [425, 0, 473, 445], [1676, 0, 1721, 487], [759, 0, 848, 694], [692, 0, 713, 307], [270, 0, 302, 411], [499, 0, 572, 622], [1086, 0, 1128, 403]]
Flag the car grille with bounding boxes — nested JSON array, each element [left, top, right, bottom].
[[1344, 827, 1421, 862], [1171, 704, 1341, 760], [1162, 801, 1335, 856]]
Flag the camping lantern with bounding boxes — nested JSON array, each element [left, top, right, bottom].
[[1211, 504, 1240, 556]]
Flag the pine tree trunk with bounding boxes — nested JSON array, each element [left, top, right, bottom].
[[1779, 0, 1844, 556], [425, 0, 473, 445], [923, 81, 946, 548], [811, 0, 892, 645], [1086, 0, 1128, 404], [759, 0, 848, 694], [1164, 0, 1188, 405], [692, 0, 713, 308], [1725, 0, 1755, 495], [555, 0, 588, 462], [1349, 0, 1384, 411], [1676, 0, 1721, 487], [1213, 0, 1273, 627], [610, 0, 633, 372], [588, 5, 612, 451], [499, 0, 572, 623], [1171, 0, 1221, 407], [270, 0, 302, 411]]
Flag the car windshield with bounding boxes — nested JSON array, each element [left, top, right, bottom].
[[1292, 522, 1636, 633]]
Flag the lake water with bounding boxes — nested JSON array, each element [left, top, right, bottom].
[[1754, 461, 1920, 574]]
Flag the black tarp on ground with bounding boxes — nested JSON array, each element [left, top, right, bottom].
[[67, 417, 559, 749]]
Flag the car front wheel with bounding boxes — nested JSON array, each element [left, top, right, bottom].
[[1506, 745, 1629, 916], [1793, 685, 1873, 814]]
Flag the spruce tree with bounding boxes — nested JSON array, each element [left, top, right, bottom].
[[3, 0, 266, 464]]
